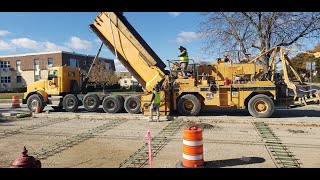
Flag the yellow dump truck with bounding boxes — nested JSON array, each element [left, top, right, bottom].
[[23, 12, 320, 118]]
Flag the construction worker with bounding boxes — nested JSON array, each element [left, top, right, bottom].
[[149, 86, 161, 122], [178, 46, 189, 78]]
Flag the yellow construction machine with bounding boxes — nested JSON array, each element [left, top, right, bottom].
[[23, 12, 320, 118]]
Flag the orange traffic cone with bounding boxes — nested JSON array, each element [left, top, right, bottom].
[[35, 103, 40, 113]]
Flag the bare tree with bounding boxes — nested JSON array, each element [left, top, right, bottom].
[[88, 61, 119, 93], [199, 12, 320, 66]]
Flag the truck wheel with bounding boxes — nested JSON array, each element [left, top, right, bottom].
[[115, 95, 124, 112], [83, 94, 100, 112], [178, 94, 201, 116], [248, 94, 275, 118], [27, 94, 45, 112], [63, 94, 79, 112], [102, 95, 121, 113], [124, 95, 141, 114]]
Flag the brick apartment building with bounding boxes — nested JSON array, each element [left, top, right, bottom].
[[115, 71, 140, 89], [0, 51, 115, 91]]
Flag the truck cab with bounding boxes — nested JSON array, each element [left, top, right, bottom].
[[23, 66, 80, 112]]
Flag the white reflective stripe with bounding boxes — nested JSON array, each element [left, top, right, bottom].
[[183, 153, 203, 161], [183, 139, 203, 146]]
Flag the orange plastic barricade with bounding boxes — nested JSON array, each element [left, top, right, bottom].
[[11, 96, 20, 108], [182, 126, 204, 168]]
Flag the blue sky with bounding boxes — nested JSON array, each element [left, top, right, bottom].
[[0, 12, 208, 71]]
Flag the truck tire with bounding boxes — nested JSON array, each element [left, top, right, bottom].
[[83, 94, 100, 112], [102, 95, 121, 113], [178, 94, 201, 116], [115, 95, 124, 112], [63, 94, 79, 112], [248, 94, 275, 118], [124, 95, 141, 114], [27, 94, 45, 112]]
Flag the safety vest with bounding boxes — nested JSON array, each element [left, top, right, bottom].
[[152, 91, 161, 104], [180, 50, 189, 63]]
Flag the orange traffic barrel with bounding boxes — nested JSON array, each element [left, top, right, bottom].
[[181, 126, 204, 168], [11, 96, 21, 108]]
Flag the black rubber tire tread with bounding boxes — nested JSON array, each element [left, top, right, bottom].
[[115, 95, 124, 112], [102, 95, 121, 113], [177, 94, 201, 116], [83, 94, 100, 112], [124, 95, 141, 114], [62, 94, 79, 112], [27, 94, 45, 112], [248, 94, 275, 118]]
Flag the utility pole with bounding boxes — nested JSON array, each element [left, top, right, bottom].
[[310, 61, 313, 83]]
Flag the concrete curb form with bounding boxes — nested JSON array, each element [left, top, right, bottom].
[[0, 112, 31, 118], [32, 113, 177, 121], [0, 112, 19, 117]]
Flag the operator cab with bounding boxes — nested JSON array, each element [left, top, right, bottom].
[[167, 59, 196, 79]]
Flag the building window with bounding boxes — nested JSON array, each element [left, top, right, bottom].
[[83, 60, 86, 65], [34, 59, 40, 81], [0, 61, 10, 68], [1, 76, 11, 83], [124, 80, 127, 84], [16, 60, 21, 71], [17, 76, 22, 83], [70, 58, 78, 68], [105, 63, 111, 70], [47, 58, 53, 68], [34, 59, 39, 69]]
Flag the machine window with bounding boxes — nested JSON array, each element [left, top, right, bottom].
[[48, 70, 58, 80], [68, 72, 75, 77]]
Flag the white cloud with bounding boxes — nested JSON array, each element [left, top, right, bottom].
[[0, 40, 15, 51], [0, 30, 10, 36], [168, 12, 182, 17], [0, 35, 92, 53], [114, 58, 126, 72], [0, 38, 71, 52], [9, 38, 71, 52], [42, 42, 70, 52], [67, 36, 92, 50], [176, 31, 201, 44], [11, 38, 39, 50]]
